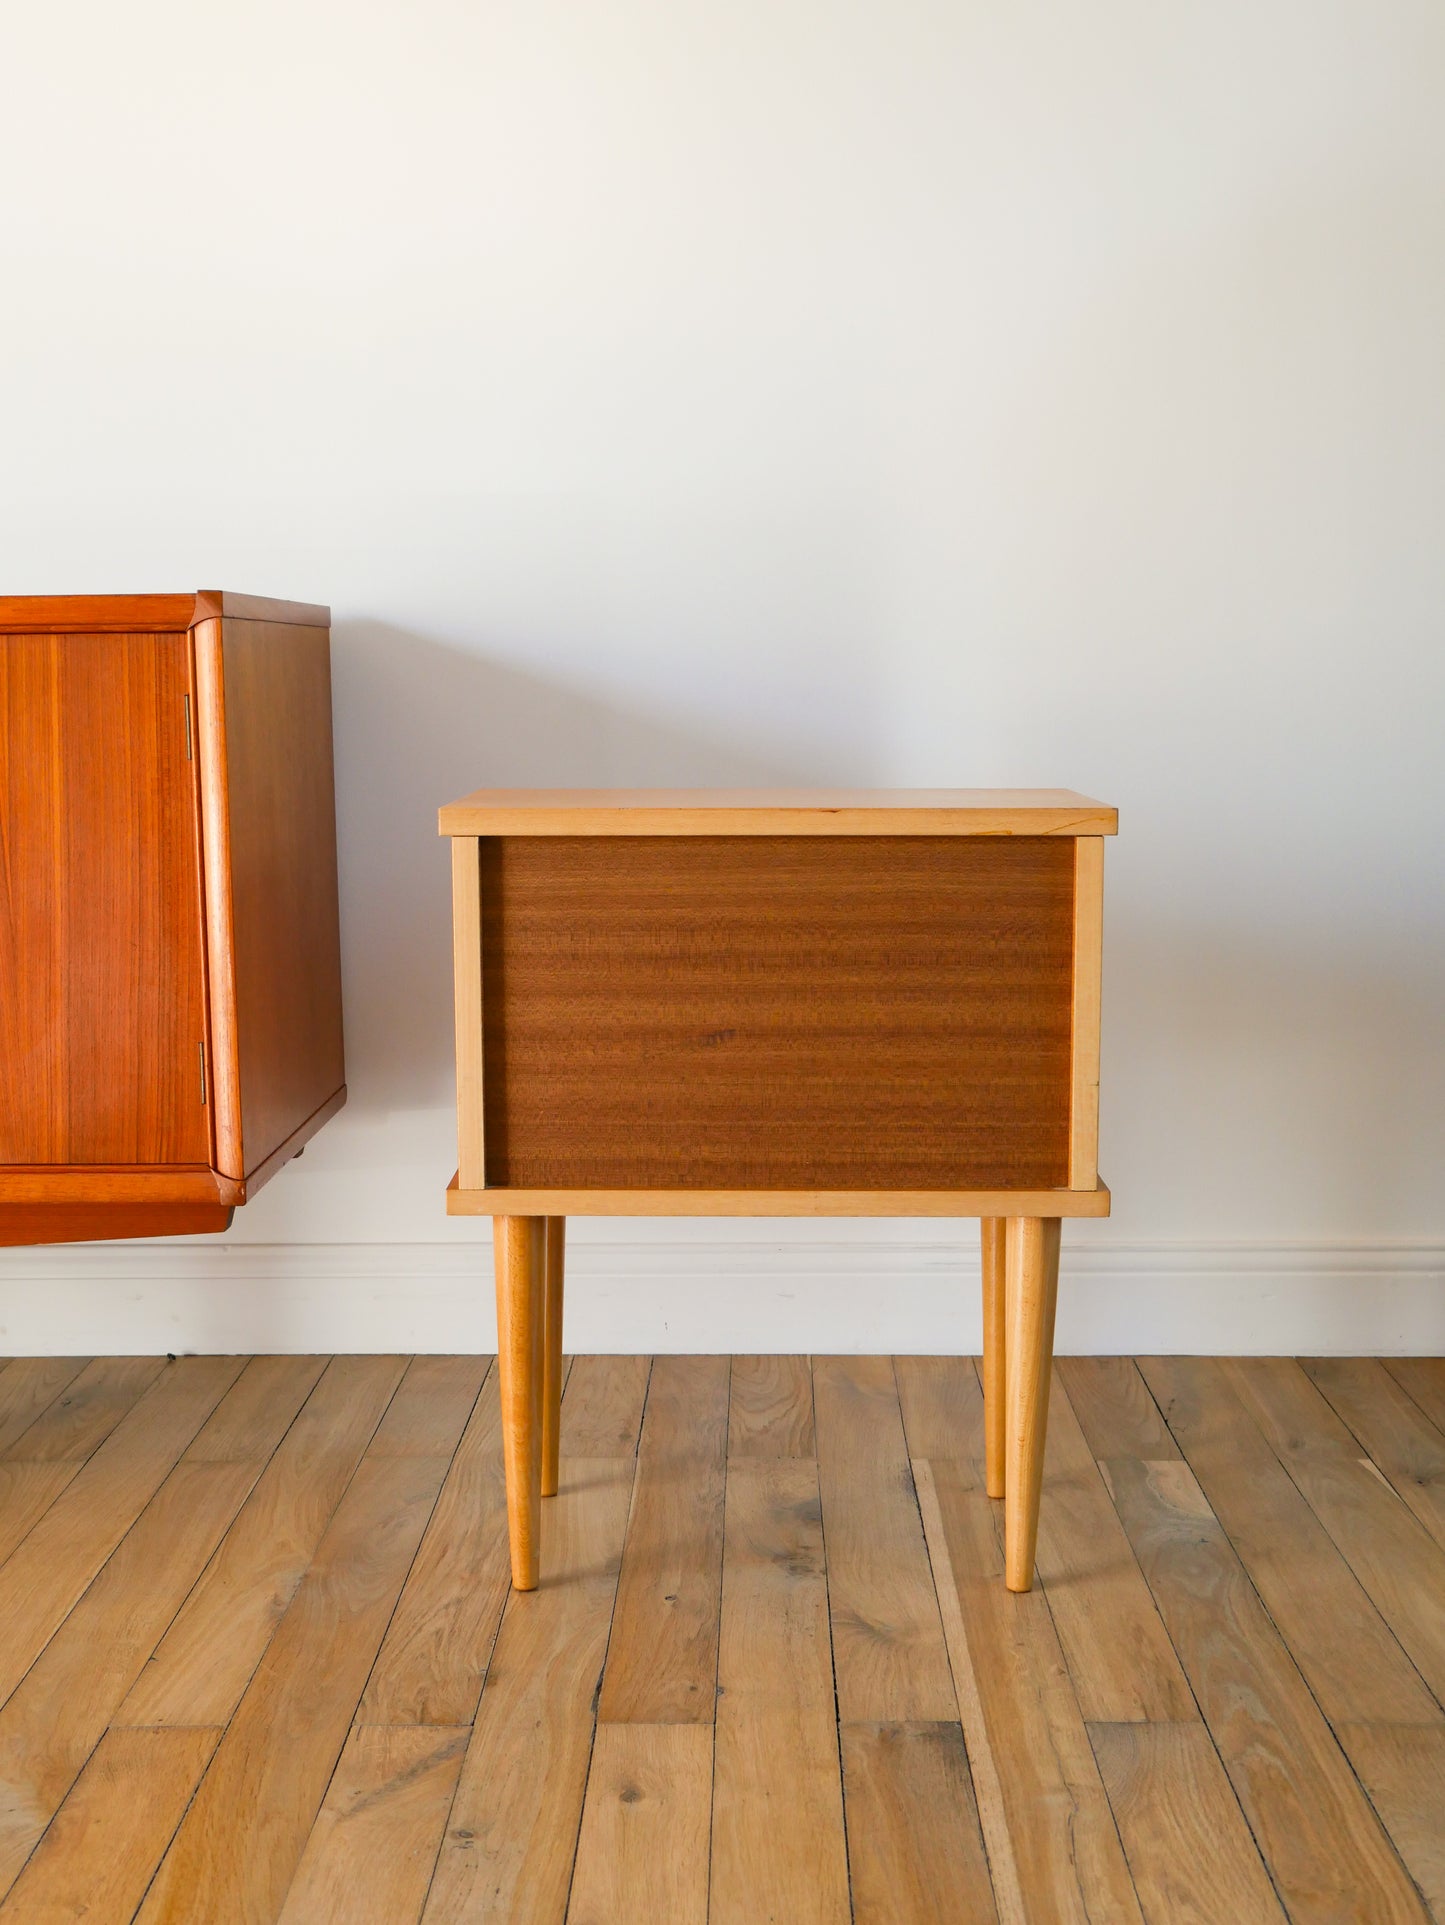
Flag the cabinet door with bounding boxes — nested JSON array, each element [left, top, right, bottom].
[[0, 632, 211, 1165]]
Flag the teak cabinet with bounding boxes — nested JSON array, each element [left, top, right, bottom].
[[0, 592, 346, 1246], [442, 787, 1117, 1593]]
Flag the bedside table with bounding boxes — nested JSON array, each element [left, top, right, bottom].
[[440, 789, 1115, 1593]]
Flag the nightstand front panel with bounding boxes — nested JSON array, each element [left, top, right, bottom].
[[479, 835, 1074, 1190], [0, 632, 210, 1166]]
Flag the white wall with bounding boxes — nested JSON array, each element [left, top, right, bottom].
[[3, 0, 1443, 1352]]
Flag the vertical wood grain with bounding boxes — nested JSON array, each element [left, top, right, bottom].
[[565, 1725, 712, 1925], [1068, 835, 1104, 1188], [494, 1217, 546, 1590], [543, 1218, 566, 1498], [980, 1218, 1007, 1498], [0, 631, 209, 1166], [451, 836, 485, 1189], [597, 1356, 729, 1723], [1004, 1216, 1061, 1591], [202, 616, 346, 1182]]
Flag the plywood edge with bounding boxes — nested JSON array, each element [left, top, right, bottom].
[[239, 1084, 347, 1199], [451, 839, 486, 1189], [192, 618, 244, 1180], [192, 591, 331, 628], [1068, 837, 1105, 1188], [446, 1178, 1112, 1218], [438, 794, 1118, 838]]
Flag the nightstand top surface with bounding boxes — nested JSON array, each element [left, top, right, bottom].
[[439, 787, 1116, 837]]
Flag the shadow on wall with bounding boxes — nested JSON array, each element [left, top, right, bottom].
[[328, 621, 808, 1113]]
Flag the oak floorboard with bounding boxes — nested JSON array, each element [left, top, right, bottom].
[[277, 1725, 468, 1925], [0, 1358, 93, 1457], [1089, 1721, 1285, 1924], [565, 1724, 712, 1925], [710, 1458, 850, 1925], [0, 1726, 219, 1925], [1035, 1373, 1195, 1724], [1102, 1453, 1427, 1923], [118, 1355, 409, 1727], [841, 1721, 997, 1924], [1140, 1356, 1439, 1726], [813, 1356, 956, 1723], [361, 1362, 511, 1725], [0, 1455, 262, 1896], [0, 1356, 245, 1709], [560, 1356, 651, 1456], [597, 1356, 729, 1724], [1302, 1356, 1445, 1555], [1333, 1722, 1445, 1919], [919, 1455, 1143, 1924], [1222, 1358, 1445, 1711], [0, 1355, 163, 1464], [136, 1448, 457, 1925], [367, 1354, 487, 1456], [1384, 1358, 1445, 1437], [183, 1354, 329, 1462], [1055, 1357, 1180, 1461], [422, 1456, 636, 1925], [136, 1362, 473, 1923], [894, 1354, 985, 1461], [727, 1354, 815, 1457]]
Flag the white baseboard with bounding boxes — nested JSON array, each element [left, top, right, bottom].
[[0, 1237, 1440, 1356]]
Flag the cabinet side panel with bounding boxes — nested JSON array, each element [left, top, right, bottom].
[[209, 619, 346, 1178], [481, 835, 1074, 1190], [0, 632, 210, 1165]]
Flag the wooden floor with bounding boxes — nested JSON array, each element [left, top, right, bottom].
[[0, 1354, 1440, 1922]]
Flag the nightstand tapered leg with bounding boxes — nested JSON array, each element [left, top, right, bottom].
[[542, 1217, 566, 1497], [1004, 1215, 1062, 1593], [981, 1218, 1008, 1498], [494, 1215, 546, 1589]]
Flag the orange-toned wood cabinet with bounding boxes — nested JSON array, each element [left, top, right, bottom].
[[0, 592, 346, 1245]]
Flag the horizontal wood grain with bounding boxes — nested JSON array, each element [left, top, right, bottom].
[[0, 1202, 235, 1245], [196, 615, 346, 1184], [0, 592, 328, 632], [440, 787, 1118, 836], [0, 595, 201, 632], [449, 1179, 1111, 1216], [480, 835, 1075, 1192]]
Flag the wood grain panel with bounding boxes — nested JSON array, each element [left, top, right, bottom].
[[480, 835, 1075, 1190], [196, 616, 345, 1182], [0, 631, 209, 1166]]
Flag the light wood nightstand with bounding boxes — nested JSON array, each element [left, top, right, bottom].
[[440, 789, 1115, 1593]]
